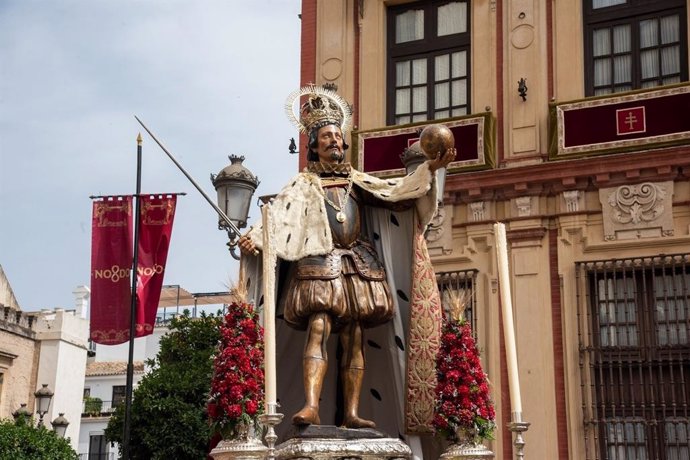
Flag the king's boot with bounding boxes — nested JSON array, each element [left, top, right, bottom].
[[292, 356, 327, 425], [342, 367, 376, 429]]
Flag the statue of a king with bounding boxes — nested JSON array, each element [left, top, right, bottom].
[[239, 85, 455, 434]]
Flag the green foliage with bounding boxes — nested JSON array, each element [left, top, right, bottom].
[[83, 396, 103, 416], [0, 419, 78, 460], [105, 311, 222, 460]]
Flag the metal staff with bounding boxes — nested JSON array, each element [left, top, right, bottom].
[[122, 134, 143, 460], [134, 115, 241, 238]]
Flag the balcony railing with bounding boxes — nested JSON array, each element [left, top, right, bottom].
[[78, 453, 116, 460], [81, 399, 122, 417]]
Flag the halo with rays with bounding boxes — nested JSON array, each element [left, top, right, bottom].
[[285, 84, 352, 134]]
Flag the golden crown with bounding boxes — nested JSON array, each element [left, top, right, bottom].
[[285, 85, 352, 134]]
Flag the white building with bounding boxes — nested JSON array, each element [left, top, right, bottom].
[[76, 285, 232, 459], [0, 266, 90, 453], [34, 305, 90, 448], [78, 361, 145, 459]]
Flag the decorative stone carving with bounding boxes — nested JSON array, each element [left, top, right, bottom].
[[426, 207, 447, 242], [469, 202, 486, 222], [514, 196, 532, 217], [599, 181, 674, 240], [426, 205, 454, 255], [563, 190, 580, 212]]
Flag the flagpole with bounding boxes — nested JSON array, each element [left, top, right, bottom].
[[123, 133, 143, 459]]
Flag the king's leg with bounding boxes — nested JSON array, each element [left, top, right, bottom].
[[340, 321, 376, 429], [292, 312, 331, 425]]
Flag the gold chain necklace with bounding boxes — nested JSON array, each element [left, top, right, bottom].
[[317, 175, 354, 223]]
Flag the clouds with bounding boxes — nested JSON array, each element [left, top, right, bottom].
[[0, 0, 301, 310]]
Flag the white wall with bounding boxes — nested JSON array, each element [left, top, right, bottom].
[[78, 373, 142, 458], [91, 327, 165, 364], [34, 308, 89, 450], [78, 417, 114, 459], [83, 373, 142, 403], [77, 311, 169, 456]]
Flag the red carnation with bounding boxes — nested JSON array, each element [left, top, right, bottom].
[[245, 400, 258, 415], [446, 369, 461, 383], [208, 302, 265, 439], [433, 312, 495, 443], [227, 404, 242, 418]]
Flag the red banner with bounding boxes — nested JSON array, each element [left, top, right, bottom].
[[90, 196, 133, 345], [135, 195, 177, 337]]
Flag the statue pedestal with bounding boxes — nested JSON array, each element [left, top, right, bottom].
[[439, 442, 494, 460], [209, 437, 267, 460], [276, 425, 412, 460]]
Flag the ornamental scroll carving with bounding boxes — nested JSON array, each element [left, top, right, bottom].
[[425, 206, 453, 255], [600, 181, 674, 240]]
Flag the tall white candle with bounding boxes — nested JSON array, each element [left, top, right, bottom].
[[494, 222, 522, 415], [262, 204, 277, 411]]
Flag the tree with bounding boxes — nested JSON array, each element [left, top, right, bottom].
[[0, 418, 78, 460], [105, 311, 222, 459]]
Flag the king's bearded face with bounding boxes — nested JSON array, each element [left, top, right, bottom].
[[316, 125, 344, 164]]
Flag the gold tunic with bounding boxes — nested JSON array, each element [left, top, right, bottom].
[[280, 181, 394, 332]]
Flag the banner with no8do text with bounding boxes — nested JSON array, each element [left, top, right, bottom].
[[90, 196, 134, 345], [135, 195, 177, 337]]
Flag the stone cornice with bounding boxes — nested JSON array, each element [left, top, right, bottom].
[[445, 146, 689, 204], [508, 227, 548, 243]]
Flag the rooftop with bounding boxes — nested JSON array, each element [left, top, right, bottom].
[[86, 361, 144, 376]]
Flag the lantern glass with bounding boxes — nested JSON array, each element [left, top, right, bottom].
[[404, 159, 446, 205], [34, 384, 53, 415], [436, 167, 447, 205], [212, 155, 259, 236], [404, 157, 426, 176], [218, 183, 254, 230], [52, 413, 69, 438]]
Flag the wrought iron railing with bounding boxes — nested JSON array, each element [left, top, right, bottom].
[[78, 453, 116, 460], [81, 399, 121, 417], [576, 254, 690, 460], [436, 269, 478, 333]]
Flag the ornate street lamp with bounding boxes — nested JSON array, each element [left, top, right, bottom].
[[12, 403, 32, 424], [34, 384, 54, 426], [400, 140, 447, 206], [211, 155, 260, 259], [51, 413, 70, 438]]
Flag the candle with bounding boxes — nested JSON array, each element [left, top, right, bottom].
[[494, 222, 522, 415], [262, 204, 277, 412]]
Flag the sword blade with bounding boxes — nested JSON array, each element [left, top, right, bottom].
[[134, 115, 242, 237]]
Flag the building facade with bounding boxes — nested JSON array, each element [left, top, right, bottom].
[[78, 361, 145, 460], [298, 1, 690, 458], [0, 266, 89, 451]]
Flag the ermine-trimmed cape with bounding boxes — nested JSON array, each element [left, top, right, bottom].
[[245, 162, 437, 259], [243, 162, 443, 452]]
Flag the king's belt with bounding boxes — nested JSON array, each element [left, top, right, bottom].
[[295, 242, 386, 281]]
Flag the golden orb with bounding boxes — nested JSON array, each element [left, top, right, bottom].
[[419, 124, 454, 159]]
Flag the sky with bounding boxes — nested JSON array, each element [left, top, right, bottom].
[[0, 0, 302, 311]]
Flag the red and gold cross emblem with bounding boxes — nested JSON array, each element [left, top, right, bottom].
[[616, 106, 646, 135]]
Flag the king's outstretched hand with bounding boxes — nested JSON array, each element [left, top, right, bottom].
[[428, 147, 457, 172], [238, 235, 258, 256]]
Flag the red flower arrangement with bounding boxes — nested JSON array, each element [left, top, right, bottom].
[[433, 314, 495, 443], [208, 302, 264, 438]]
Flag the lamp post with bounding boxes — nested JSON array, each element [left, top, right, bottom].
[[12, 403, 32, 425], [51, 413, 70, 438], [211, 155, 260, 259], [400, 140, 447, 205], [34, 383, 54, 427]]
